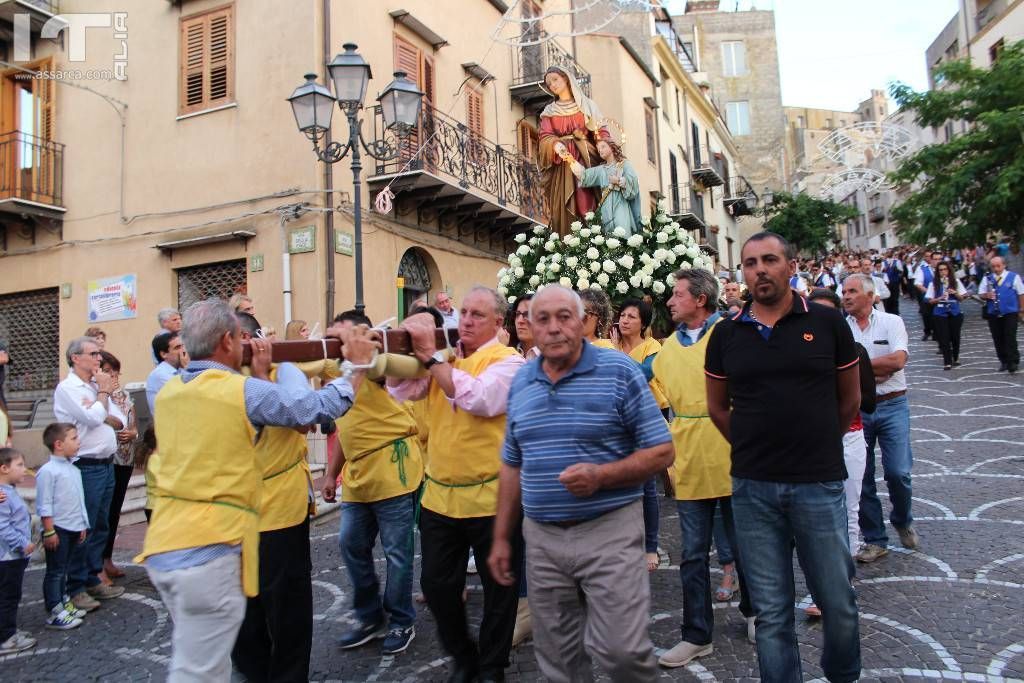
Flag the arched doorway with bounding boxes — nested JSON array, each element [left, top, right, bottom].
[[397, 247, 440, 318]]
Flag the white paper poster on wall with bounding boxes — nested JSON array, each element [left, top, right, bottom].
[[87, 274, 138, 322]]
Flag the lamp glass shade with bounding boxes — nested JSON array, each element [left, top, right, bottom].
[[328, 43, 372, 105], [378, 71, 424, 129], [288, 74, 335, 132]]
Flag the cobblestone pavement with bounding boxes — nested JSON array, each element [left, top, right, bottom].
[[2, 299, 1022, 682]]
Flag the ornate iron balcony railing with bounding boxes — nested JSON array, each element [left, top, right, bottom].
[[0, 130, 65, 208], [511, 32, 592, 97]]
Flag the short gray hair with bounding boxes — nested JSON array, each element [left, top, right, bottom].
[[844, 272, 875, 294], [673, 268, 720, 311], [157, 307, 180, 325], [65, 336, 99, 367], [182, 299, 238, 360], [529, 285, 585, 319], [466, 285, 508, 318]]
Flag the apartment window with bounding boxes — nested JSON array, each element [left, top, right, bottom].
[[721, 41, 746, 77], [177, 259, 247, 312], [989, 38, 1005, 64], [644, 105, 656, 165], [179, 5, 234, 116], [660, 70, 671, 117], [517, 121, 539, 162], [668, 151, 679, 213], [465, 87, 485, 165], [797, 115, 805, 128], [394, 35, 436, 106], [726, 101, 751, 136], [675, 88, 681, 125]]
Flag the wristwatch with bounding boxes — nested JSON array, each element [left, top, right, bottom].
[[423, 350, 447, 369]]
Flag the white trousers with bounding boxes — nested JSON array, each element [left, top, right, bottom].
[[842, 429, 868, 555], [147, 553, 247, 682]]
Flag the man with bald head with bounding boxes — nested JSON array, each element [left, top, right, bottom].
[[979, 256, 1024, 373], [489, 285, 673, 681]]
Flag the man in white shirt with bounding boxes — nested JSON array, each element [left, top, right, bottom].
[[913, 251, 940, 341], [52, 337, 126, 610], [435, 292, 460, 329], [841, 274, 919, 564], [978, 256, 1024, 373]]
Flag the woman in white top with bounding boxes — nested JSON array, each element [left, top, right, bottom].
[[925, 261, 967, 370]]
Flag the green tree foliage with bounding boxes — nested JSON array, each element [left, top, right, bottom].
[[758, 191, 859, 255], [889, 41, 1024, 247]]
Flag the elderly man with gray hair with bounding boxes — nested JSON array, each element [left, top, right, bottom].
[[53, 335, 126, 610], [489, 285, 673, 682], [152, 308, 183, 364], [136, 298, 378, 682]]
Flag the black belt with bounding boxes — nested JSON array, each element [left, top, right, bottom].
[[877, 390, 907, 403], [75, 456, 113, 466]]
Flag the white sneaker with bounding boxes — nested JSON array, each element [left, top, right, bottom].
[[658, 641, 713, 668], [467, 554, 477, 575], [746, 616, 756, 644], [45, 605, 83, 631], [0, 631, 36, 654]]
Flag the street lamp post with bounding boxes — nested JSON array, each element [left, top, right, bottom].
[[288, 43, 423, 314]]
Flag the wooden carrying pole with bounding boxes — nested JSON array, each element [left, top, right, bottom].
[[241, 328, 459, 365]]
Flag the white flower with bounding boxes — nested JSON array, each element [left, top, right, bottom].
[[565, 256, 579, 269], [613, 226, 627, 238], [616, 281, 629, 294], [642, 275, 653, 287], [639, 252, 652, 265], [590, 283, 603, 290], [536, 262, 547, 274], [551, 253, 561, 262], [586, 247, 600, 260], [514, 267, 525, 277], [499, 286, 508, 297], [666, 252, 677, 264], [590, 261, 601, 273], [576, 268, 589, 279], [529, 236, 543, 247], [559, 276, 572, 287], [629, 275, 642, 288], [602, 259, 616, 274], [529, 274, 541, 287], [606, 237, 621, 249], [678, 261, 691, 270], [657, 199, 667, 210], [510, 256, 522, 268], [656, 232, 668, 243], [656, 213, 670, 224], [545, 240, 557, 252], [514, 233, 527, 243], [597, 272, 611, 286], [585, 211, 595, 220], [533, 225, 547, 235], [507, 295, 516, 303], [570, 221, 583, 231], [550, 262, 561, 273], [580, 228, 592, 238], [627, 234, 644, 247], [516, 245, 530, 256], [497, 267, 508, 278], [562, 232, 574, 243], [568, 236, 581, 248], [592, 235, 605, 246], [687, 246, 700, 259], [652, 281, 666, 295], [618, 254, 635, 269], [577, 277, 591, 289], [653, 248, 669, 261], [669, 222, 680, 231], [507, 254, 517, 265], [666, 274, 677, 286], [641, 264, 655, 277], [673, 244, 687, 255]]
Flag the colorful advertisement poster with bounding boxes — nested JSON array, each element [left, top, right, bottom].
[[87, 274, 138, 322]]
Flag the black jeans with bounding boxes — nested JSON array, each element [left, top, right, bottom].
[[0, 558, 29, 641], [883, 292, 900, 315], [44, 527, 82, 611], [987, 314, 1021, 366], [104, 464, 134, 560], [932, 314, 964, 366], [419, 508, 523, 678], [231, 516, 313, 683], [917, 293, 934, 336]]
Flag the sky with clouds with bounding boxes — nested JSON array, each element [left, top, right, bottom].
[[663, 0, 961, 111]]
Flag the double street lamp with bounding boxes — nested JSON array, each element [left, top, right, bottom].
[[288, 43, 424, 314]]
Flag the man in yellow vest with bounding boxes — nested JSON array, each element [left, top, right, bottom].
[[230, 312, 321, 682], [388, 286, 526, 683], [322, 309, 424, 656], [137, 298, 377, 682], [653, 268, 755, 669]]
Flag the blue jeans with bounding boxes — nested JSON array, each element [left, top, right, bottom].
[[859, 395, 914, 548], [732, 477, 860, 683], [69, 461, 115, 595], [642, 478, 659, 554], [0, 558, 29, 642], [712, 502, 734, 566], [676, 497, 752, 645], [43, 527, 83, 611], [338, 492, 416, 629]]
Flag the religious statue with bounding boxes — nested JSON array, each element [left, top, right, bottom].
[[569, 138, 641, 235], [537, 66, 608, 236]]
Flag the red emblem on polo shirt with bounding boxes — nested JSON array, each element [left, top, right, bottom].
[[803, 333, 814, 342]]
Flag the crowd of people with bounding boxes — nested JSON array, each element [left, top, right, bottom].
[[0, 232, 1020, 683]]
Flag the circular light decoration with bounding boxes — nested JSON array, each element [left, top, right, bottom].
[[817, 121, 917, 167], [819, 168, 891, 201], [490, 0, 665, 48]]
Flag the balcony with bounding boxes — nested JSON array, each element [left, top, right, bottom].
[[655, 20, 697, 73], [666, 182, 706, 236], [723, 176, 757, 217], [690, 144, 724, 189], [0, 0, 59, 34], [976, 0, 1007, 31], [0, 131, 65, 220], [366, 104, 545, 256], [510, 33, 592, 111], [868, 206, 886, 223]]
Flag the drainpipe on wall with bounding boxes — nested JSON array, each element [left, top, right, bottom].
[[322, 0, 336, 322], [280, 211, 293, 324]]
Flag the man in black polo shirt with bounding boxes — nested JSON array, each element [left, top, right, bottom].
[[705, 232, 862, 683]]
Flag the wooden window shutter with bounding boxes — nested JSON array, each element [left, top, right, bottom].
[[518, 121, 539, 162], [180, 5, 235, 116], [394, 35, 422, 86], [36, 57, 55, 141], [466, 88, 484, 137], [422, 55, 436, 107]]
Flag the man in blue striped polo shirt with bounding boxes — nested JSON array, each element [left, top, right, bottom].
[[488, 285, 673, 682]]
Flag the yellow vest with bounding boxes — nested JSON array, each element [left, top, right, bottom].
[[336, 381, 424, 503], [422, 343, 518, 518], [592, 338, 615, 349], [652, 324, 732, 501], [137, 370, 262, 596], [625, 336, 669, 409]]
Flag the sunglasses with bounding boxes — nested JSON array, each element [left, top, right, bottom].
[[514, 311, 530, 319]]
